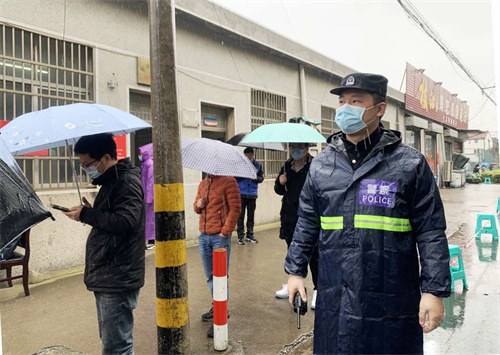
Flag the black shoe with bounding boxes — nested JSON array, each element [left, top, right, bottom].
[[238, 238, 246, 245], [207, 324, 214, 338], [202, 307, 213, 322], [245, 235, 258, 243]]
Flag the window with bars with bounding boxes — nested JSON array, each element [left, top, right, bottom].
[[320, 106, 338, 149], [0, 23, 94, 190], [251, 89, 287, 178]]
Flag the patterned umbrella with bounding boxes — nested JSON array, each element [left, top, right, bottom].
[[181, 138, 257, 179]]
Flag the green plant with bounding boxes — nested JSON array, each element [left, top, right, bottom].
[[481, 169, 500, 184]]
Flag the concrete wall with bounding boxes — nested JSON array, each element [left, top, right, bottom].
[[1, 0, 406, 281]]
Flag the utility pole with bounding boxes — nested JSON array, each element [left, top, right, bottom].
[[148, 0, 190, 354]]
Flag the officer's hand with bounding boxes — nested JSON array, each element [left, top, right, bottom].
[[287, 275, 306, 305], [419, 293, 445, 333], [279, 173, 287, 185]]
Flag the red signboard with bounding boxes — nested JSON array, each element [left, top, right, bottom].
[[113, 134, 128, 160], [0, 120, 49, 156], [405, 63, 469, 130]]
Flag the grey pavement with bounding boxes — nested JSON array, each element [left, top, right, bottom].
[[1, 184, 499, 355]]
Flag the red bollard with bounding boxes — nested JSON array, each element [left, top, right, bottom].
[[213, 248, 228, 351]]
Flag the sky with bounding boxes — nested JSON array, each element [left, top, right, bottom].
[[212, 0, 498, 135]]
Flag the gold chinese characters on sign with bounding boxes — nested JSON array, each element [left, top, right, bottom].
[[138, 57, 151, 86], [418, 80, 437, 112]]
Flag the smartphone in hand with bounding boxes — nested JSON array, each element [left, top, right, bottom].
[[50, 204, 71, 213]]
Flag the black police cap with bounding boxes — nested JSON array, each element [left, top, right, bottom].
[[330, 73, 388, 100]]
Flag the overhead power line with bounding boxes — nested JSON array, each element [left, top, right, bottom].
[[397, 0, 497, 106]]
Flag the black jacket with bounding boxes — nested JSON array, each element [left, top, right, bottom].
[[80, 158, 146, 292], [274, 155, 313, 242]]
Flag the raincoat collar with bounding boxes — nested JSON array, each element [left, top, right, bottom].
[[341, 126, 382, 154], [327, 126, 401, 159]]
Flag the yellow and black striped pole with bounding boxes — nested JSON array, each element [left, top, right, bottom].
[[149, 0, 190, 353]]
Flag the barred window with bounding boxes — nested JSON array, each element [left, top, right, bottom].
[[0, 23, 94, 190], [321, 106, 338, 149], [251, 89, 287, 178]]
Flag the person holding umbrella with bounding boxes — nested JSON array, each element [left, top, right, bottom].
[[274, 142, 319, 309], [236, 147, 264, 245], [63, 133, 145, 355], [181, 138, 258, 337], [194, 173, 241, 338], [138, 143, 155, 250]]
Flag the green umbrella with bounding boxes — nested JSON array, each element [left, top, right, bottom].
[[241, 123, 326, 144]]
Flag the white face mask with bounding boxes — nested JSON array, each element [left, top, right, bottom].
[[83, 158, 103, 180]]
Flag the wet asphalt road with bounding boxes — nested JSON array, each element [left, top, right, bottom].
[[0, 183, 499, 355]]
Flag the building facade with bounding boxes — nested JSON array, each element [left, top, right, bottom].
[[464, 131, 495, 164], [403, 63, 469, 183], [0, 0, 408, 280]]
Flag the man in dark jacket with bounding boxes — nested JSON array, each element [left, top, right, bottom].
[[286, 73, 451, 354], [236, 147, 264, 245], [274, 143, 319, 308], [64, 133, 145, 355]]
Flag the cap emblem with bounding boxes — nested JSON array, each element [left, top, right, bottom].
[[346, 76, 355, 86]]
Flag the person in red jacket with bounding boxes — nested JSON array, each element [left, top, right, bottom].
[[193, 174, 241, 338]]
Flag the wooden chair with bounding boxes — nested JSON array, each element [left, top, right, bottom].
[[0, 230, 31, 296]]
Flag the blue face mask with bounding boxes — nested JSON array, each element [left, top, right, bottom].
[[291, 149, 305, 161], [138, 155, 143, 162], [335, 104, 379, 134]]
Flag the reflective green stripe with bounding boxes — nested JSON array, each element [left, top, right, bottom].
[[320, 216, 344, 230], [354, 214, 412, 232]]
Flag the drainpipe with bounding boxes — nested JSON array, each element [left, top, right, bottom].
[[299, 64, 308, 117]]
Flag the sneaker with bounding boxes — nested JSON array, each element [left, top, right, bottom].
[[245, 235, 258, 243], [238, 239, 246, 245], [311, 289, 317, 310], [145, 244, 155, 250], [202, 307, 213, 322], [275, 284, 289, 299], [207, 324, 214, 338]]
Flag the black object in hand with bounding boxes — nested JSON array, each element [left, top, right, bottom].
[[293, 288, 308, 329], [50, 204, 71, 213]]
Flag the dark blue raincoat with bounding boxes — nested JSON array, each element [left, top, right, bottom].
[[285, 129, 451, 354]]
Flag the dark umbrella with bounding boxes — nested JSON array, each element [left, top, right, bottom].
[[0, 134, 52, 260], [226, 132, 285, 151]]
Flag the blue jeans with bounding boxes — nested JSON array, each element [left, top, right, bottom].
[[199, 233, 231, 299], [94, 289, 140, 355]]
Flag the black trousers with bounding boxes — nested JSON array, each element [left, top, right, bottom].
[[237, 197, 257, 239], [285, 237, 319, 290]]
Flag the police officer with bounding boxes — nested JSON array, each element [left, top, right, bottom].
[[285, 73, 451, 354]]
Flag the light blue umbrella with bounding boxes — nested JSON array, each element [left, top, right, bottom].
[[0, 103, 152, 155], [0, 103, 152, 202], [241, 123, 326, 144]]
